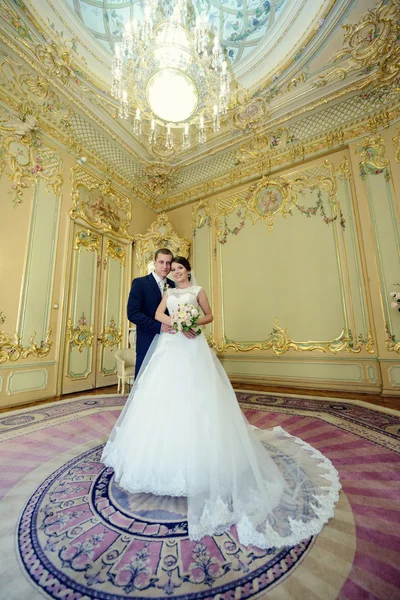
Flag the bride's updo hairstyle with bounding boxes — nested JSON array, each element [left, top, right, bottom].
[[172, 256, 192, 280]]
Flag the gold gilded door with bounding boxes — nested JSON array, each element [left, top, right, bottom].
[[63, 226, 101, 394], [95, 237, 125, 388], [62, 226, 128, 394]]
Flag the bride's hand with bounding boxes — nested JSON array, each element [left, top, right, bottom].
[[161, 323, 175, 334], [182, 329, 197, 339]]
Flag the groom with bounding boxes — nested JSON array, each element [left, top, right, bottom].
[[127, 248, 176, 378]]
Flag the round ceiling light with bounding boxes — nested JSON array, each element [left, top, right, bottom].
[[146, 68, 198, 123]]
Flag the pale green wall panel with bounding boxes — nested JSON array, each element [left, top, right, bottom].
[[367, 365, 377, 383], [69, 347, 92, 378], [0, 375, 2, 392], [221, 199, 344, 342], [104, 258, 123, 327], [67, 246, 98, 379], [388, 366, 400, 387], [19, 179, 60, 344], [193, 225, 212, 337], [338, 178, 369, 335], [72, 250, 97, 321], [220, 358, 364, 382], [7, 369, 48, 394], [365, 171, 400, 331], [101, 346, 117, 374], [193, 225, 212, 299]]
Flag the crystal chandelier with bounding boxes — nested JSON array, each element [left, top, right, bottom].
[[111, 0, 231, 151]]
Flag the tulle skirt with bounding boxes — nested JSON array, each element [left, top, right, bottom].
[[101, 332, 341, 548]]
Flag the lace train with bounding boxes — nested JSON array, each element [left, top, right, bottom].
[[102, 287, 341, 549]]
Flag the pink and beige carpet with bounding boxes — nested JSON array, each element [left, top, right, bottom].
[[0, 391, 399, 599]]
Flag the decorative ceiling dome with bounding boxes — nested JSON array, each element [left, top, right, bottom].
[[62, 0, 289, 65]]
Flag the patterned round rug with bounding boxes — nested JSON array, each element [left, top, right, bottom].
[[18, 443, 318, 599], [1, 392, 399, 599]]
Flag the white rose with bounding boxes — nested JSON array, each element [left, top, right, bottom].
[[191, 308, 199, 317], [390, 292, 397, 298], [396, 293, 400, 299], [391, 302, 399, 309]]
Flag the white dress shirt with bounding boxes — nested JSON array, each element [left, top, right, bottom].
[[152, 271, 167, 295]]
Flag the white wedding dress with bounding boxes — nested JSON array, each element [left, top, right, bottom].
[[102, 286, 341, 548]]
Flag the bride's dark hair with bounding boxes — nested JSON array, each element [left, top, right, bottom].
[[172, 256, 191, 271]]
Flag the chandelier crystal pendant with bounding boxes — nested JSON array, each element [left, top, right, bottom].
[[111, 0, 231, 152]]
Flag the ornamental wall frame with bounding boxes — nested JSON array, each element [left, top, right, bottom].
[[70, 164, 133, 242], [134, 214, 191, 277], [0, 116, 63, 206], [207, 157, 376, 357], [355, 135, 400, 355]]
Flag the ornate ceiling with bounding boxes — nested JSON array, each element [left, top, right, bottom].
[[0, 0, 398, 211], [62, 0, 289, 65]]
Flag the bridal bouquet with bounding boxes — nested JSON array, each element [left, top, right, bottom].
[[171, 303, 201, 335]]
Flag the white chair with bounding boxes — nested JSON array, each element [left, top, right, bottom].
[[114, 348, 136, 394]]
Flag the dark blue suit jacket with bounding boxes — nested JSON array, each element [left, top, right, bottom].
[[127, 274, 175, 376]]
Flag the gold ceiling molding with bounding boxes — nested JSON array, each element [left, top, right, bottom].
[[134, 214, 190, 277], [213, 319, 374, 357], [70, 165, 133, 241], [234, 128, 291, 164], [0, 28, 146, 178], [163, 104, 400, 211], [0, 109, 63, 205], [143, 163, 177, 197], [317, 0, 400, 91], [0, 314, 52, 364], [230, 88, 270, 131]]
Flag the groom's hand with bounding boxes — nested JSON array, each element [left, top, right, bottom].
[[161, 323, 175, 334], [183, 329, 197, 339]]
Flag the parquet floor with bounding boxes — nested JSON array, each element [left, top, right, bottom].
[[1, 382, 399, 414]]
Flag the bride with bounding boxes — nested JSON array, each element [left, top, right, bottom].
[[102, 256, 341, 548]]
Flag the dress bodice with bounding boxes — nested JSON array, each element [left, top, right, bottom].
[[166, 286, 202, 312]]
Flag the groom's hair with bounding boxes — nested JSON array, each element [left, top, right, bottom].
[[154, 248, 173, 260]]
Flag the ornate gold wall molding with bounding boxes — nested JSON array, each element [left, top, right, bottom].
[[356, 135, 390, 180], [134, 214, 190, 277], [213, 319, 375, 357], [318, 0, 400, 91], [192, 200, 211, 233], [70, 165, 133, 241], [67, 313, 94, 353], [105, 239, 125, 266], [385, 325, 400, 354], [393, 127, 400, 163], [73, 229, 101, 254], [0, 109, 63, 205], [0, 320, 52, 364], [98, 317, 122, 351], [215, 159, 345, 240]]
